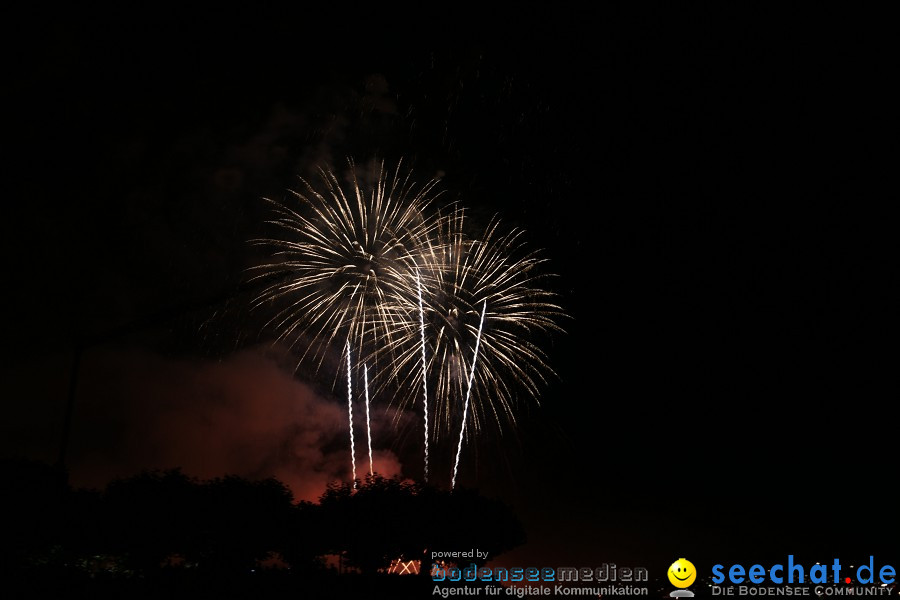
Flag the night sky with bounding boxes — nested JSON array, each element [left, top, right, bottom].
[[2, 6, 895, 573]]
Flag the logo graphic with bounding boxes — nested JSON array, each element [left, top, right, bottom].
[[668, 558, 697, 597]]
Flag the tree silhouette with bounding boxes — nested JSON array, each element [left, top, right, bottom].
[[102, 468, 201, 574], [0, 458, 66, 572], [421, 485, 526, 568], [0, 460, 525, 600], [101, 469, 298, 575], [319, 474, 426, 574], [279, 500, 329, 572], [317, 474, 525, 574], [188, 474, 295, 574]]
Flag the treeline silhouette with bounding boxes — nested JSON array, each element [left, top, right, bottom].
[[1, 458, 524, 598]]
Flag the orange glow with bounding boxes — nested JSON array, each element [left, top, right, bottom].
[[386, 558, 421, 575]]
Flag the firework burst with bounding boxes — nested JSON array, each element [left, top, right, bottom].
[[248, 160, 440, 377], [249, 161, 565, 487], [387, 207, 566, 445]]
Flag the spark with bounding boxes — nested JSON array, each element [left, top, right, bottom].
[[451, 299, 487, 490]]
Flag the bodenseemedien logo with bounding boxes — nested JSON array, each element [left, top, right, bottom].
[[669, 558, 697, 597]]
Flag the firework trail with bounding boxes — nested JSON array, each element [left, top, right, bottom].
[[345, 341, 356, 487], [364, 363, 374, 477], [417, 271, 430, 482], [451, 299, 487, 490]]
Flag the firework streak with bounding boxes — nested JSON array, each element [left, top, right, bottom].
[[346, 342, 356, 487], [417, 271, 430, 482], [451, 300, 487, 490], [364, 364, 373, 477]]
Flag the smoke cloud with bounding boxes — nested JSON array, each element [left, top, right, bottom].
[[67, 345, 404, 501]]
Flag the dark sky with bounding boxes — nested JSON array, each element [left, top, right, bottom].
[[2, 6, 895, 570]]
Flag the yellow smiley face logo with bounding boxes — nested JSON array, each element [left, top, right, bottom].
[[668, 558, 696, 588]]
